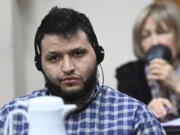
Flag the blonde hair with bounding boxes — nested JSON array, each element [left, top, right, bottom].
[[133, 1, 180, 60]]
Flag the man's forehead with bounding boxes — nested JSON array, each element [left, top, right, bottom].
[[41, 32, 93, 53], [46, 29, 87, 39]]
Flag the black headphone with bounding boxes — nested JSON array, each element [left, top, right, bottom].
[[34, 48, 42, 71], [34, 39, 104, 71], [94, 45, 105, 65]]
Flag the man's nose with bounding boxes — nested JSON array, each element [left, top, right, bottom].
[[62, 57, 75, 74]]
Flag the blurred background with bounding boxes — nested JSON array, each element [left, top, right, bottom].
[[1, 0, 179, 107]]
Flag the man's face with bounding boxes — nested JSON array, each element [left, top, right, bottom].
[[41, 30, 97, 101]]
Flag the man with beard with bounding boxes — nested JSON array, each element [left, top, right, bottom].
[[0, 7, 166, 134]]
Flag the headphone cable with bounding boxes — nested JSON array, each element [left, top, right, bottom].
[[99, 64, 104, 90]]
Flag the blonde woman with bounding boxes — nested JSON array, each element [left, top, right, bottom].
[[116, 1, 180, 121]]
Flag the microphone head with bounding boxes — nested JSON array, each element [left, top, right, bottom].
[[145, 44, 172, 63]]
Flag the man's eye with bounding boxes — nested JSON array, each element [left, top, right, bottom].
[[49, 55, 59, 62], [74, 51, 84, 57]]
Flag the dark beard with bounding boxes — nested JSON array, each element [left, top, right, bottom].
[[45, 67, 97, 102]]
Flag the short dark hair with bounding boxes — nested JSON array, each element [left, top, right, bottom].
[[34, 7, 99, 59]]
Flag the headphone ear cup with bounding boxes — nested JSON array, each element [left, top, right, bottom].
[[96, 46, 104, 64], [34, 55, 42, 71]]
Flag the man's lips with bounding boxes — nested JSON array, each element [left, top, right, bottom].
[[61, 77, 79, 84]]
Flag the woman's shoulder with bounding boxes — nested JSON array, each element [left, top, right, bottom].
[[116, 60, 145, 71]]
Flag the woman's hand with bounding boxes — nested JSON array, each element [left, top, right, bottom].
[[148, 97, 172, 118], [147, 58, 180, 95]]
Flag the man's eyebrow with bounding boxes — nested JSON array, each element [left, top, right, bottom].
[[45, 47, 88, 57], [71, 47, 87, 52], [45, 51, 58, 58]]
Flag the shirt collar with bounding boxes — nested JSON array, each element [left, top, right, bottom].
[[71, 80, 101, 114], [82, 80, 101, 105]]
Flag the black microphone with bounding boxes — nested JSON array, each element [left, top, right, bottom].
[[145, 44, 172, 63], [145, 44, 172, 106]]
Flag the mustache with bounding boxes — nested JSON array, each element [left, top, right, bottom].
[[58, 74, 83, 82]]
